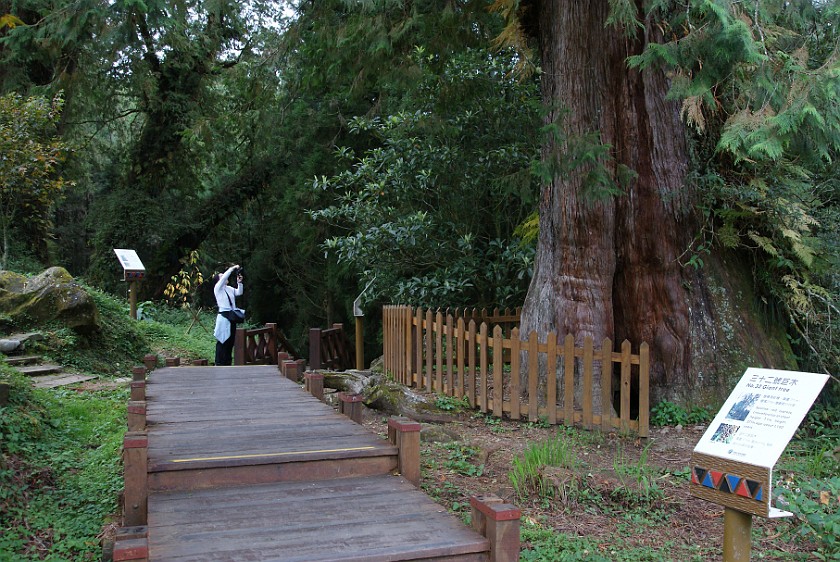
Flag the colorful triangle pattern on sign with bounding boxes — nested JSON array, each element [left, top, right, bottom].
[[692, 466, 764, 503]]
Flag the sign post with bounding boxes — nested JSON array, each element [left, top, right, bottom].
[[690, 368, 829, 561], [113, 249, 146, 320], [352, 278, 375, 371]]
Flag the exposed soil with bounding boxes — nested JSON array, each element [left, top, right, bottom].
[[361, 399, 815, 562]]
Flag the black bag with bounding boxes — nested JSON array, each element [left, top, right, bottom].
[[224, 292, 245, 323]]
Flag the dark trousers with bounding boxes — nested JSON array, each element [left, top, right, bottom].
[[215, 332, 235, 366]]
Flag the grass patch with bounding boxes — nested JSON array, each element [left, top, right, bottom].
[[0, 366, 127, 560]]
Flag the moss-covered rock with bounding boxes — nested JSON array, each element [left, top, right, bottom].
[[0, 267, 100, 333]]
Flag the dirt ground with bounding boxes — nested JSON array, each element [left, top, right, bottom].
[[361, 401, 815, 562]]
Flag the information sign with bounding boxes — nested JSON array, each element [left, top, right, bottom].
[[113, 249, 146, 281], [690, 368, 828, 517]]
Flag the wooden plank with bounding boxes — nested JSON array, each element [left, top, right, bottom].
[[563, 334, 575, 426], [479, 323, 488, 413], [445, 313, 454, 395], [435, 311, 443, 393], [546, 332, 557, 425], [415, 307, 423, 388], [582, 336, 593, 429], [639, 342, 650, 438], [601, 338, 612, 432], [492, 326, 503, 418], [620, 339, 632, 434], [467, 320, 476, 407], [456, 317, 465, 399], [509, 328, 520, 420], [426, 309, 433, 393], [528, 331, 539, 422]]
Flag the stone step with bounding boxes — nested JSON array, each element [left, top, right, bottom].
[[32, 373, 96, 389], [16, 364, 63, 376], [4, 355, 42, 366]]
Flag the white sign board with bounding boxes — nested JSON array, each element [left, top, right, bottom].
[[113, 249, 146, 281], [694, 368, 829, 469]]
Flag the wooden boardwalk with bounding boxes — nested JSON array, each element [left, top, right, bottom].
[[114, 365, 520, 562]]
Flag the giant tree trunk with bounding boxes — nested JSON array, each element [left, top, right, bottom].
[[520, 1, 690, 409], [521, 0, 795, 407]]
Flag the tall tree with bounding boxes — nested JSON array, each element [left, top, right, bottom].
[[510, 0, 834, 405]]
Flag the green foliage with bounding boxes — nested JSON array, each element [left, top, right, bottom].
[[310, 48, 540, 309], [0, 93, 71, 268], [520, 520, 709, 561], [440, 443, 484, 477], [650, 400, 713, 427], [778, 476, 840, 560], [509, 432, 578, 501], [629, 1, 840, 377], [434, 394, 471, 412], [611, 443, 664, 507], [0, 381, 127, 560]]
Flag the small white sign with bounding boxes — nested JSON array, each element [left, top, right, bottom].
[[113, 249, 145, 272], [694, 368, 829, 469]]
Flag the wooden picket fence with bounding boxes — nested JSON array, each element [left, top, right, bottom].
[[383, 305, 650, 437]]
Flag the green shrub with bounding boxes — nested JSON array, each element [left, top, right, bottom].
[[650, 400, 713, 426], [778, 476, 840, 560], [509, 432, 578, 501]]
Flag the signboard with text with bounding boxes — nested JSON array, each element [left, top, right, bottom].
[[113, 249, 146, 281], [690, 368, 829, 517]]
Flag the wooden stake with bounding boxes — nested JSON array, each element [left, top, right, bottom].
[[723, 507, 752, 562]]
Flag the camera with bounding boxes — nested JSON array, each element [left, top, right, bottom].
[[234, 267, 244, 279]]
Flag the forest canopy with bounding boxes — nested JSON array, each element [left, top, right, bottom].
[[0, 0, 837, 403]]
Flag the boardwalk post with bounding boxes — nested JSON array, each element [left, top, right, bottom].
[[132, 366, 146, 382], [165, 357, 180, 367], [234, 328, 246, 365], [123, 431, 148, 527], [282, 360, 300, 382], [304, 372, 324, 400], [470, 495, 521, 562], [142, 354, 157, 371], [127, 401, 146, 432], [309, 328, 322, 370], [338, 392, 363, 424], [387, 417, 421, 486], [113, 527, 149, 562], [129, 381, 145, 402]]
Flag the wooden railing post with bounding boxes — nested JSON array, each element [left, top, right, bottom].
[[123, 431, 148, 527], [470, 495, 521, 562], [142, 354, 157, 371], [304, 371, 324, 401], [233, 327, 246, 365], [338, 392, 363, 424], [309, 328, 322, 370], [387, 416, 421, 486], [265, 323, 278, 365], [127, 401, 146, 432]]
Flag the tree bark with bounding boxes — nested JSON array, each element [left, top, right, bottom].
[[521, 1, 691, 408]]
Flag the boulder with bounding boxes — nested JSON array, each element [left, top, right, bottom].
[[0, 268, 100, 333]]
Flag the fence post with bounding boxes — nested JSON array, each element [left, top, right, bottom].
[[266, 323, 278, 365], [127, 401, 146, 432], [387, 416, 421, 486], [601, 338, 613, 432], [142, 355, 157, 371], [338, 392, 363, 424], [123, 431, 148, 527], [304, 371, 324, 401], [620, 339, 632, 433], [470, 495, 521, 562], [309, 328, 322, 371], [639, 342, 650, 438], [233, 328, 246, 365]]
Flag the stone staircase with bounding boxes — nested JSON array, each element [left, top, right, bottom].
[[1, 333, 95, 389]]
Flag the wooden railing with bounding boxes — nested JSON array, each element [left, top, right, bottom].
[[234, 323, 298, 366], [309, 323, 354, 371], [383, 305, 650, 437]]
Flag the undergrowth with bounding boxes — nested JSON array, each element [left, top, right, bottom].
[[0, 365, 127, 560]]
